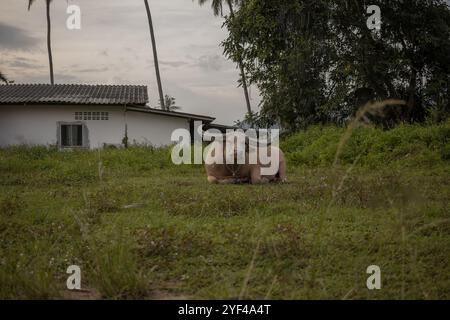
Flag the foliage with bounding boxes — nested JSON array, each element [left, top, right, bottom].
[[0, 71, 8, 84], [159, 94, 181, 111], [223, 0, 450, 129], [281, 120, 450, 168], [195, 0, 241, 17]]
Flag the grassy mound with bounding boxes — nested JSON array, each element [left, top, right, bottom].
[[282, 121, 450, 168]]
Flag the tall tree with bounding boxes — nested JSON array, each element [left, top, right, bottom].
[[144, 0, 166, 110], [28, 0, 54, 85], [197, 0, 253, 115], [224, 0, 331, 129], [223, 0, 450, 129], [329, 0, 450, 124]]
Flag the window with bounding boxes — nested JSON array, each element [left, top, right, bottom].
[[75, 112, 83, 120], [75, 111, 109, 121], [101, 112, 109, 120], [60, 124, 83, 147]]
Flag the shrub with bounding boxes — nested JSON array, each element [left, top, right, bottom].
[[282, 121, 450, 168]]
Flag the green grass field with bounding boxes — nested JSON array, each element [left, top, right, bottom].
[[0, 122, 449, 299]]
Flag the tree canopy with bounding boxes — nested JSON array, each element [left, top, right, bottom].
[[223, 0, 450, 129]]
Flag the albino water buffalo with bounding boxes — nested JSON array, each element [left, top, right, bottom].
[[204, 132, 287, 184]]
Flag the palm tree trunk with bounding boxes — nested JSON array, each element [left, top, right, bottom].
[[144, 0, 165, 110], [227, 0, 252, 115], [46, 0, 54, 85]]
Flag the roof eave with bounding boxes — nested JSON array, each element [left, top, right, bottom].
[[126, 106, 215, 123]]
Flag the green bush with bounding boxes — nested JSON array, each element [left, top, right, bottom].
[[282, 121, 450, 168]]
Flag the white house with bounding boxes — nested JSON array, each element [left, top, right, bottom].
[[0, 84, 216, 149]]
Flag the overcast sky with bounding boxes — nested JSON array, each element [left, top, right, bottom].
[[0, 0, 261, 124]]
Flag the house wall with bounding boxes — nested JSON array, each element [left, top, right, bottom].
[[0, 105, 190, 149], [0, 105, 126, 148], [125, 110, 190, 147]]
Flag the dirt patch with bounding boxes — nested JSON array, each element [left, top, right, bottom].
[[60, 288, 102, 300]]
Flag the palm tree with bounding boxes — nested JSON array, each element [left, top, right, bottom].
[[199, 0, 225, 16], [0, 71, 8, 84], [197, 0, 252, 115], [28, 0, 54, 84], [144, 0, 166, 110], [159, 94, 181, 111]]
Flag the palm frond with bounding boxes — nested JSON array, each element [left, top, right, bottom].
[[196, 0, 224, 17], [28, 0, 36, 11], [0, 72, 8, 84], [160, 95, 181, 111]]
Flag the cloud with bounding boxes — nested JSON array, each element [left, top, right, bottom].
[[159, 60, 189, 68], [7, 57, 43, 69], [76, 66, 110, 73], [0, 22, 40, 51], [197, 54, 226, 71]]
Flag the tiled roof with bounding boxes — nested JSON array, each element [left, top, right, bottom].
[[0, 84, 148, 105]]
